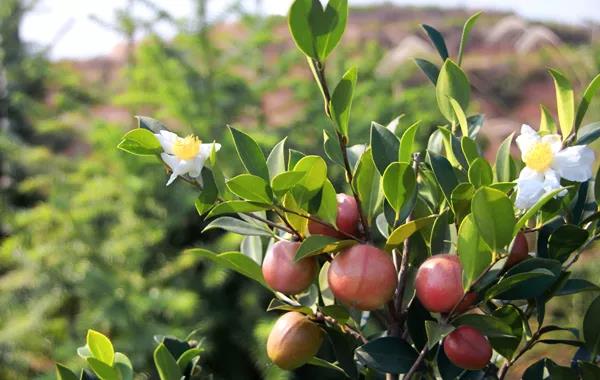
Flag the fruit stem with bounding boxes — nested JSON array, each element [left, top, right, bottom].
[[312, 311, 367, 344]]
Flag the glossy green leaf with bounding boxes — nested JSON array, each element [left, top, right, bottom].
[[271, 171, 307, 196], [513, 187, 567, 233], [495, 132, 515, 182], [489, 305, 524, 359], [457, 214, 492, 289], [87, 358, 119, 380], [226, 174, 273, 204], [427, 151, 459, 204], [449, 97, 469, 137], [114, 353, 133, 380], [176, 348, 203, 371], [206, 200, 270, 219], [330, 67, 357, 136], [312, 179, 338, 225], [87, 330, 114, 366], [307, 357, 349, 377], [583, 294, 600, 357], [575, 122, 600, 145], [425, 320, 454, 349], [229, 127, 269, 181], [452, 314, 515, 338], [575, 73, 600, 130], [353, 149, 382, 223], [295, 235, 353, 261], [451, 182, 474, 225], [399, 121, 420, 163], [468, 158, 493, 188], [117, 128, 162, 156], [203, 216, 272, 237], [539, 105, 557, 134], [414, 58, 439, 85], [549, 69, 575, 138], [56, 364, 78, 380], [457, 12, 481, 65], [323, 130, 344, 167], [382, 162, 416, 219], [136, 115, 167, 132], [266, 137, 287, 180], [385, 215, 437, 251], [288, 0, 348, 60], [194, 170, 219, 215], [548, 224, 589, 262], [422, 24, 449, 60], [461, 136, 479, 164], [371, 122, 400, 174], [241, 235, 263, 265], [485, 269, 555, 300], [556, 279, 600, 296], [154, 343, 183, 380], [436, 59, 470, 124], [498, 258, 562, 300], [430, 210, 451, 255], [187, 249, 267, 288], [354, 337, 418, 374], [471, 187, 515, 251], [292, 155, 328, 207]]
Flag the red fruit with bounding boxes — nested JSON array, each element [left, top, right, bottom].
[[443, 326, 492, 370], [454, 291, 478, 314], [267, 312, 324, 370], [262, 240, 317, 294], [328, 244, 397, 311], [504, 232, 529, 269], [308, 194, 360, 238], [415, 254, 464, 313]]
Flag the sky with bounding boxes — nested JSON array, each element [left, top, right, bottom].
[[21, 0, 600, 60]]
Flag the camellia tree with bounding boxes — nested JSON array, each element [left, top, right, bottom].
[[57, 1, 600, 379]]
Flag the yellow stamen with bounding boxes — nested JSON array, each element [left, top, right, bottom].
[[523, 142, 553, 172], [173, 135, 201, 160]]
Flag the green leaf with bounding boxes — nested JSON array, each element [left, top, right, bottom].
[[266, 137, 287, 180], [457, 12, 481, 65], [496, 258, 562, 300], [87, 358, 119, 380], [539, 105, 558, 134], [489, 305, 524, 359], [436, 59, 470, 124], [241, 235, 263, 265], [471, 186, 515, 251], [117, 128, 162, 156], [422, 24, 449, 60], [451, 183, 474, 225], [495, 132, 515, 182], [354, 337, 418, 374], [468, 158, 493, 188], [313, 179, 338, 225], [87, 330, 114, 366], [523, 359, 545, 380], [583, 294, 600, 357], [427, 151, 459, 204], [382, 163, 416, 219], [414, 58, 439, 85], [206, 201, 270, 219], [425, 321, 455, 349], [371, 122, 400, 174], [292, 155, 328, 206], [176, 348, 203, 371], [575, 122, 600, 145], [399, 121, 420, 163], [136, 115, 167, 132], [56, 364, 78, 380], [513, 187, 567, 233], [295, 235, 354, 261], [330, 67, 357, 136], [229, 127, 269, 181], [353, 149, 382, 223], [548, 224, 589, 262], [288, 149, 306, 170], [114, 353, 133, 380], [323, 130, 345, 167], [385, 215, 437, 251], [556, 279, 600, 296], [549, 69, 575, 138], [485, 269, 555, 301], [307, 357, 350, 377], [575, 73, 600, 130], [461, 136, 479, 164], [288, 0, 348, 61], [154, 343, 183, 380], [187, 249, 267, 288], [457, 214, 492, 289], [226, 174, 273, 204], [267, 299, 313, 314], [203, 216, 272, 237], [452, 314, 515, 338], [194, 170, 219, 215], [449, 97, 469, 137], [579, 361, 600, 379], [271, 171, 307, 196]]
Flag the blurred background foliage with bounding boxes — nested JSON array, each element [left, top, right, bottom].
[[1, 0, 599, 378]]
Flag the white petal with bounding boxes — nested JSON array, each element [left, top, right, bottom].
[[161, 153, 179, 171], [517, 167, 544, 182], [188, 156, 206, 178], [552, 145, 595, 182], [541, 134, 562, 154], [161, 153, 194, 186], [516, 124, 540, 159], [515, 176, 545, 209], [199, 142, 221, 157], [155, 130, 178, 154], [542, 169, 562, 192], [166, 172, 179, 186]]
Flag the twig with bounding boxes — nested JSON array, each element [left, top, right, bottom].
[[245, 212, 295, 236], [273, 209, 303, 240], [312, 312, 367, 344]]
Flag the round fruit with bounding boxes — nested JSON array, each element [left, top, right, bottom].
[[328, 244, 397, 310], [308, 193, 360, 238], [504, 231, 529, 269], [443, 325, 492, 370], [262, 240, 317, 294], [266, 311, 324, 370], [415, 254, 464, 313]]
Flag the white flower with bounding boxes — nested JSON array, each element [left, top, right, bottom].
[[514, 124, 594, 209], [154, 130, 221, 186]]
